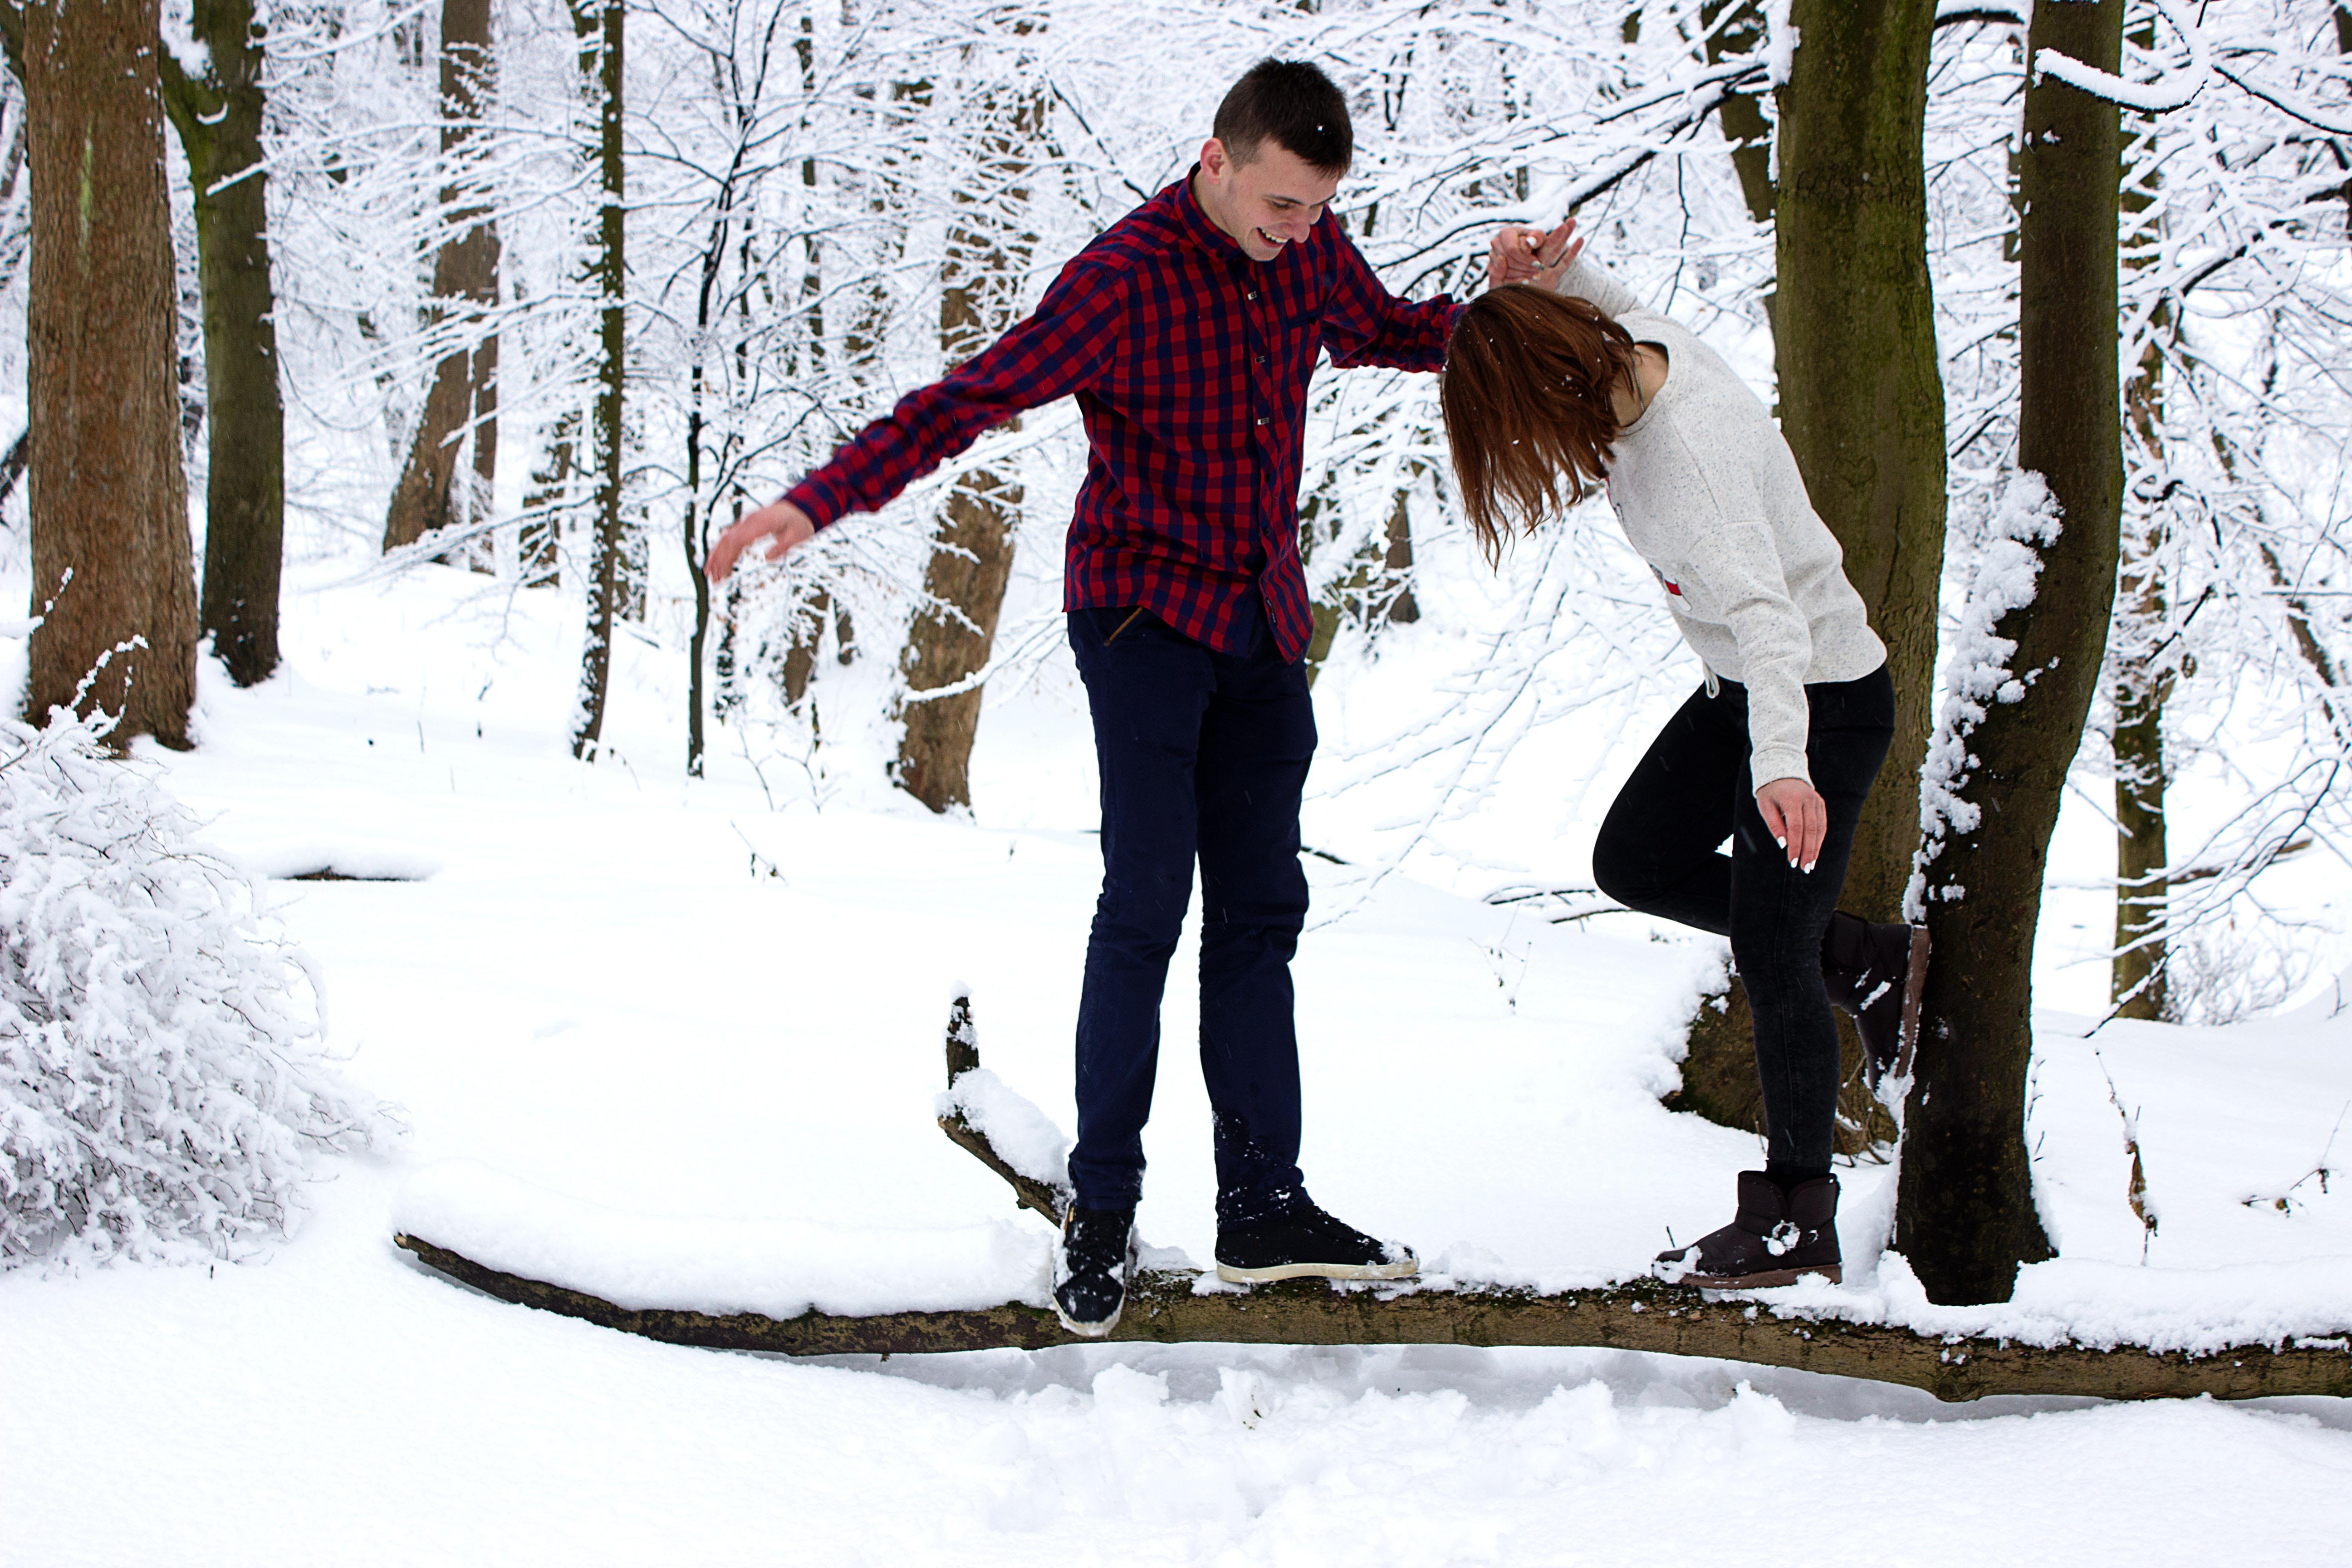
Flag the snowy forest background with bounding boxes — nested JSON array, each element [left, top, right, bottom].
[[5, 3, 2352, 1559], [8, 0, 2344, 1009]]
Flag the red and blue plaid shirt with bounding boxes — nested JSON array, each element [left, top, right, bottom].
[[784, 172, 1461, 661]]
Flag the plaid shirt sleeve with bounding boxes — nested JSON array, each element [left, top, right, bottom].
[[1317, 229, 1461, 373], [785, 258, 1128, 529]]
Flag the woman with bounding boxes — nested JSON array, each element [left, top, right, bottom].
[[1441, 241, 1930, 1289]]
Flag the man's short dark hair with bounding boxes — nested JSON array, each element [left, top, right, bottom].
[[1213, 59, 1352, 173]]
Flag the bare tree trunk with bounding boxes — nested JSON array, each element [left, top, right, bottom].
[[1774, 0, 1945, 930], [2110, 497, 2169, 1020], [1701, 0, 1776, 226], [681, 41, 765, 781], [20, 0, 196, 745], [1678, 0, 1939, 1151], [568, 0, 625, 759], [2341, 7, 2352, 236], [892, 78, 1037, 813], [519, 408, 573, 589], [1382, 486, 1418, 624], [1898, 0, 2122, 1305], [157, 0, 284, 687], [383, 0, 501, 562], [2111, 91, 2170, 1022]]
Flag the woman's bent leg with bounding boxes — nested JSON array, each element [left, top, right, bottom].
[[1592, 684, 1747, 936]]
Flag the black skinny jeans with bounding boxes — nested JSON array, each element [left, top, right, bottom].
[[1592, 666, 1895, 1170]]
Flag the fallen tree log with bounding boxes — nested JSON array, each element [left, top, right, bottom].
[[391, 994, 2352, 1402], [392, 1230, 2351, 1401]]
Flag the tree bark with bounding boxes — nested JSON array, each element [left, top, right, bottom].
[[157, 0, 284, 687], [1897, 0, 2123, 1305], [1382, 485, 1419, 624], [1773, 0, 1946, 931], [2112, 95, 2170, 1022], [1676, 0, 1940, 1144], [682, 44, 767, 779], [1701, 0, 1776, 227], [568, 0, 625, 759], [519, 407, 573, 589], [22, 0, 196, 745], [383, 0, 501, 562], [892, 79, 1037, 813]]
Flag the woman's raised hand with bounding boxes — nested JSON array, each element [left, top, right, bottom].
[[1486, 216, 1584, 292]]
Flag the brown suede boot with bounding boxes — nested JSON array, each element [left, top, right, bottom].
[[1823, 913, 1931, 1086], [1654, 1172, 1842, 1289]]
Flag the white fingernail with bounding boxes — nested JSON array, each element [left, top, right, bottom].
[[1774, 835, 1786, 848]]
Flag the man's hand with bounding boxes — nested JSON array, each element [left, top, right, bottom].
[[1486, 216, 1583, 292], [1755, 776, 1828, 874], [706, 498, 816, 585]]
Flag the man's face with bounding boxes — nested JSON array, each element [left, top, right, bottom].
[[1195, 137, 1344, 263]]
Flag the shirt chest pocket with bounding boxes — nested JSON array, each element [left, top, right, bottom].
[[1263, 309, 1321, 382]]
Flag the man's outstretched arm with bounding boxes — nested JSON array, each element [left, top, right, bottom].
[[709, 260, 1128, 583]]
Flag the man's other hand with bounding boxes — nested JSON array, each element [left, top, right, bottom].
[[706, 498, 816, 584]]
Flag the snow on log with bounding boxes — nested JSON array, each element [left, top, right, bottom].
[[390, 1232, 2352, 1402], [934, 989, 1070, 1225], [390, 996, 2352, 1402]]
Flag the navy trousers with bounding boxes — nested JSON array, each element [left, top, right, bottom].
[[1065, 598, 1314, 1226], [1591, 667, 1895, 1171]]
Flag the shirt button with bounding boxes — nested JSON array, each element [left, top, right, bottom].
[[1246, 289, 1259, 301], [1255, 416, 1269, 426]]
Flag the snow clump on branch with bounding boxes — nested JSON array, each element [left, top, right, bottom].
[[1906, 472, 2066, 921], [1, 707, 389, 1266]]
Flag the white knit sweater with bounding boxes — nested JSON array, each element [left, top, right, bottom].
[[1554, 258, 1886, 790]]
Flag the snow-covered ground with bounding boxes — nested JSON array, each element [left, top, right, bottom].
[[4, 564, 2349, 1566]]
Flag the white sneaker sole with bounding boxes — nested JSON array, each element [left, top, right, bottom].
[[1214, 1255, 1419, 1285], [1052, 1296, 1123, 1337]]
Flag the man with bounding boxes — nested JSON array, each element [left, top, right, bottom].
[[708, 59, 1563, 1335]]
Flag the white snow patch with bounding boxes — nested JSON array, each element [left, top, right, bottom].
[[237, 838, 445, 882], [2, 708, 387, 1265], [1907, 471, 2065, 921], [392, 1161, 1051, 1318], [937, 1068, 1071, 1191], [1764, 0, 1799, 88]]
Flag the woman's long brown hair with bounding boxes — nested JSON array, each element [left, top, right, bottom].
[[1441, 285, 1641, 566]]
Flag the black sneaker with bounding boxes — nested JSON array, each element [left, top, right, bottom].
[[1655, 1171, 1842, 1289], [1215, 1205, 1418, 1284], [1823, 913, 1930, 1084], [1052, 1205, 1135, 1337]]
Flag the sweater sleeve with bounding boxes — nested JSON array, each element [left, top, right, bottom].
[[1551, 255, 1642, 318], [1675, 515, 1817, 790]]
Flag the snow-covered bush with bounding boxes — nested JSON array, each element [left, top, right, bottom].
[[1, 706, 387, 1265]]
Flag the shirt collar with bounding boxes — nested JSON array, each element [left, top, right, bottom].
[[1172, 165, 1251, 262]]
